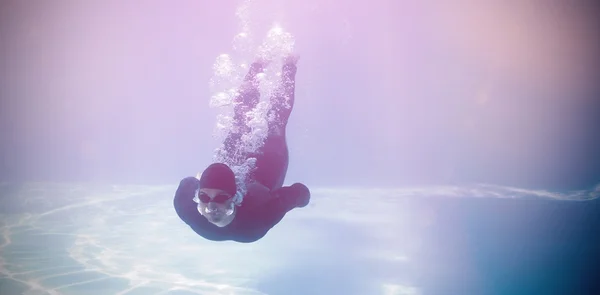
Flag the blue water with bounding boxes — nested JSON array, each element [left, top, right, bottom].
[[1, 183, 598, 295]]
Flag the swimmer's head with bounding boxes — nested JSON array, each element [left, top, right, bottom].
[[194, 163, 237, 226], [195, 187, 236, 225]]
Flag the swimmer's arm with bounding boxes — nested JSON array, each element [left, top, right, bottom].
[[268, 183, 311, 214], [244, 183, 310, 233], [173, 176, 202, 223]]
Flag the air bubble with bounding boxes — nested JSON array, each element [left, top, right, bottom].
[[207, 2, 297, 203]]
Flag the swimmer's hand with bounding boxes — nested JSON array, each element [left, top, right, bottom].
[[272, 183, 310, 209]]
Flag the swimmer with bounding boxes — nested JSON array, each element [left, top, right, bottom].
[[173, 55, 310, 243]]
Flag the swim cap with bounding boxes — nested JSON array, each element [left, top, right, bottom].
[[198, 163, 237, 196]]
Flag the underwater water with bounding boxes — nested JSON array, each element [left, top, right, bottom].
[[2, 0, 600, 294], [0, 183, 598, 295]]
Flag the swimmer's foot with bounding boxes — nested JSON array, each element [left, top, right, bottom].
[[281, 54, 298, 81], [283, 54, 300, 66], [244, 60, 267, 81], [254, 56, 271, 68]]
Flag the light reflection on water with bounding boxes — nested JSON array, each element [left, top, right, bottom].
[[0, 183, 598, 295]]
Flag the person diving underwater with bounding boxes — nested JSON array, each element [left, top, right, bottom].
[[173, 55, 310, 243]]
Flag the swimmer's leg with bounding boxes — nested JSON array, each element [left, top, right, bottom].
[[251, 56, 298, 190], [268, 55, 298, 134], [220, 61, 266, 164]]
